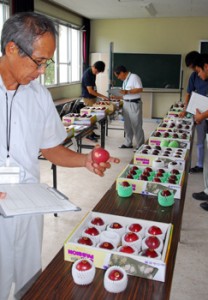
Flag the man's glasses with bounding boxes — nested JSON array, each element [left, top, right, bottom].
[[16, 43, 54, 69]]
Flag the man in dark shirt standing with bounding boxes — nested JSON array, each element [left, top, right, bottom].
[[82, 61, 109, 141]]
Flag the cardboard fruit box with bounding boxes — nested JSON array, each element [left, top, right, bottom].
[[93, 101, 116, 113], [62, 113, 97, 126], [162, 116, 194, 126], [64, 211, 173, 282], [80, 106, 108, 116], [148, 131, 191, 149], [64, 125, 75, 139], [133, 144, 187, 168], [116, 164, 184, 199], [156, 121, 194, 134]]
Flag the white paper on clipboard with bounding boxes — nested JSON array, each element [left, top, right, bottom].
[[186, 92, 208, 115], [107, 88, 122, 97], [0, 183, 81, 217]]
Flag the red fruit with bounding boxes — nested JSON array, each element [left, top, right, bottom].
[[92, 148, 110, 164], [121, 181, 130, 187], [124, 232, 139, 242], [76, 260, 92, 271], [91, 217, 104, 226], [145, 236, 160, 249], [84, 227, 99, 236], [119, 245, 135, 254], [148, 225, 162, 236], [154, 131, 161, 137], [132, 166, 139, 171], [108, 270, 124, 281], [142, 171, 150, 177], [110, 222, 122, 229], [171, 169, 180, 175], [142, 149, 148, 154], [139, 175, 148, 181], [130, 169, 137, 176], [153, 177, 161, 182], [77, 236, 93, 246], [99, 242, 114, 250], [168, 178, 176, 184], [140, 249, 158, 258], [126, 174, 133, 179], [144, 167, 153, 172], [129, 223, 142, 233], [161, 189, 171, 196]]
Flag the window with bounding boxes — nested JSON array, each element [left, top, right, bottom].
[[41, 22, 82, 87], [0, 1, 9, 55]]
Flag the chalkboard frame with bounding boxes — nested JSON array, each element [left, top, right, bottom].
[[112, 53, 182, 90]]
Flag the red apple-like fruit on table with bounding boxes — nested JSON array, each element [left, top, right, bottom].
[[84, 227, 99, 236], [92, 147, 110, 164], [142, 170, 150, 177], [163, 132, 169, 138], [144, 167, 153, 173], [154, 131, 161, 137], [157, 168, 165, 173], [153, 177, 161, 182], [169, 175, 177, 181], [145, 236, 160, 249], [77, 236, 93, 246], [181, 133, 187, 139], [124, 232, 139, 242], [171, 169, 180, 175], [99, 242, 114, 250], [152, 150, 159, 155], [121, 181, 130, 187], [142, 149, 148, 154], [156, 172, 163, 178], [91, 217, 104, 226], [139, 175, 148, 181], [129, 223, 142, 233], [161, 190, 171, 197], [140, 248, 159, 258], [148, 225, 162, 236], [145, 145, 152, 150], [119, 245, 135, 254], [168, 178, 176, 184], [76, 260, 92, 271], [126, 174, 133, 179], [172, 133, 179, 139], [108, 269, 124, 281], [110, 222, 122, 229], [131, 166, 139, 171], [154, 146, 161, 150], [130, 169, 137, 176]]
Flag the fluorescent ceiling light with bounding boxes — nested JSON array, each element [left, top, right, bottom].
[[145, 3, 157, 16]]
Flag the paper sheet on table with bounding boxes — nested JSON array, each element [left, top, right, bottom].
[[186, 92, 208, 115], [107, 88, 122, 97], [0, 183, 81, 217]]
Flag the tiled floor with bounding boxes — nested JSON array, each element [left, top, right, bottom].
[[10, 118, 208, 299]]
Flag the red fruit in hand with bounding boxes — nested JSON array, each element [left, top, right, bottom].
[[92, 147, 110, 164], [148, 225, 162, 236], [77, 236, 93, 246], [91, 217, 104, 226], [124, 232, 139, 242], [76, 260, 92, 271], [145, 236, 160, 249], [108, 269, 124, 281]]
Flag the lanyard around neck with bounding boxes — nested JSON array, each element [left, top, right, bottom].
[[123, 72, 131, 90], [5, 87, 19, 160]]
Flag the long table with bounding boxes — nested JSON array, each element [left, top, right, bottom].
[[22, 142, 191, 300]]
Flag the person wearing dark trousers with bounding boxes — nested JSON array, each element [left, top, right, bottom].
[[179, 51, 208, 173], [191, 54, 208, 211], [82, 61, 109, 141], [114, 65, 144, 150]]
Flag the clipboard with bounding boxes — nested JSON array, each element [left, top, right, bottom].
[[186, 92, 208, 115], [0, 183, 81, 217]]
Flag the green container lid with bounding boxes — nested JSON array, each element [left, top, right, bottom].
[[158, 190, 174, 207]]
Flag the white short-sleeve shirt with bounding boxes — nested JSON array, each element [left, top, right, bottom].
[[122, 72, 143, 100], [0, 76, 67, 183]]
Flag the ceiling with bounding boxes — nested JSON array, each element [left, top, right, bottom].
[[49, 0, 208, 19]]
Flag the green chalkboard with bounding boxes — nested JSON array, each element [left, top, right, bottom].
[[113, 53, 182, 89]]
